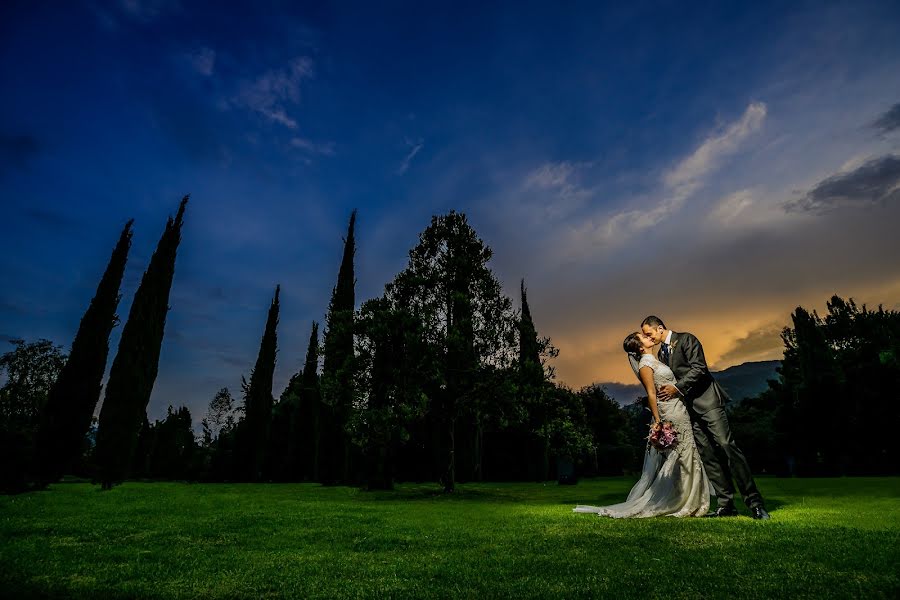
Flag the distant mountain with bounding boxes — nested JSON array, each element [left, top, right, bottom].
[[597, 360, 782, 406], [713, 360, 781, 402]]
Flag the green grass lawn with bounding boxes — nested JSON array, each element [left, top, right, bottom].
[[2, 477, 898, 599]]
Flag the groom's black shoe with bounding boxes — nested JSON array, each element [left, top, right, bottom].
[[705, 506, 739, 518], [751, 506, 771, 520]]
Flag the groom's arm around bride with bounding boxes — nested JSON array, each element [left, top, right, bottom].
[[641, 316, 770, 520]]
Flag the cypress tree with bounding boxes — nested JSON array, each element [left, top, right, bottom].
[[238, 285, 280, 481], [321, 210, 357, 483], [518, 278, 550, 481], [297, 321, 321, 481], [95, 196, 188, 489], [518, 278, 543, 385], [34, 219, 134, 485]]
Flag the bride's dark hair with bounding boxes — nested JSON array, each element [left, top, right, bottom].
[[623, 332, 644, 360]]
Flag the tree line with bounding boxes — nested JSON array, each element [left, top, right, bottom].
[[727, 295, 900, 477], [1, 194, 897, 494], [1, 200, 643, 493]]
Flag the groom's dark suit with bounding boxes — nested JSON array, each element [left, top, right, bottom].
[[665, 331, 763, 510]]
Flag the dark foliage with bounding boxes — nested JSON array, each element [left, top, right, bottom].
[[235, 285, 280, 482], [95, 196, 187, 489], [34, 219, 133, 485], [321, 210, 357, 484]]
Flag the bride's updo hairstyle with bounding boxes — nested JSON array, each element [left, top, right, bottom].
[[623, 332, 643, 361]]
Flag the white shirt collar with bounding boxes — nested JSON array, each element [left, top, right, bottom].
[[664, 330, 673, 345]]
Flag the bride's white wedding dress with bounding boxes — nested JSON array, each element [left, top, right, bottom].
[[574, 354, 712, 518]]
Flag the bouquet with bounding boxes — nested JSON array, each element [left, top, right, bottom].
[[647, 420, 679, 452]]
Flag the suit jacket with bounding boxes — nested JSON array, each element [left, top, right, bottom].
[[666, 331, 731, 414]]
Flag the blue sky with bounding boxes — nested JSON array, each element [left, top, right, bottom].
[[2, 0, 900, 421]]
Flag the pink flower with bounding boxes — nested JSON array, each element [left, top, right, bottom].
[[647, 420, 679, 452]]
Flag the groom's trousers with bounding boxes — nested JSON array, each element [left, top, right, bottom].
[[690, 406, 763, 510]]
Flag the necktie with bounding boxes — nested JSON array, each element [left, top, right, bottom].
[[660, 342, 670, 366]]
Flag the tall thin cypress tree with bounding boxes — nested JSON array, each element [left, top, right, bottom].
[[518, 278, 543, 385], [34, 219, 134, 485], [239, 285, 280, 482], [294, 321, 320, 481], [321, 210, 356, 483], [95, 196, 188, 489], [518, 277, 549, 481]]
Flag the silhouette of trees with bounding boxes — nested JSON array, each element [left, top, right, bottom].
[[735, 295, 900, 476], [235, 285, 280, 482], [321, 210, 357, 484], [21, 201, 899, 493], [34, 219, 133, 486], [0, 339, 67, 492], [95, 196, 188, 489], [385, 211, 518, 492]]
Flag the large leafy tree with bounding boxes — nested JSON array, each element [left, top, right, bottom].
[[385, 211, 517, 492], [762, 296, 900, 476], [0, 339, 67, 492], [95, 196, 188, 489], [351, 297, 431, 490], [200, 387, 237, 445]]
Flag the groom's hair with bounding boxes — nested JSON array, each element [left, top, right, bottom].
[[641, 315, 666, 329]]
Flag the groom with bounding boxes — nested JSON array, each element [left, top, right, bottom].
[[641, 316, 770, 520]]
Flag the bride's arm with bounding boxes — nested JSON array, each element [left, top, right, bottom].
[[638, 366, 661, 423]]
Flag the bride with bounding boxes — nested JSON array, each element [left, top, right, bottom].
[[573, 331, 712, 518]]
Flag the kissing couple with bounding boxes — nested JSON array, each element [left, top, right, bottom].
[[574, 316, 770, 519]]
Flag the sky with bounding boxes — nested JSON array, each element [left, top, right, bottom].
[[2, 0, 900, 425]]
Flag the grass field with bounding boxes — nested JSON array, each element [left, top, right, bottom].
[[1, 477, 898, 599]]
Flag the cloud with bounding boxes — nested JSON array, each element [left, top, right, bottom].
[[290, 136, 336, 156], [871, 102, 900, 135], [714, 323, 785, 368], [232, 57, 314, 129], [397, 138, 423, 175], [785, 154, 900, 213], [186, 46, 216, 77], [710, 189, 755, 225], [522, 161, 594, 219], [663, 102, 768, 201], [598, 382, 644, 406], [567, 102, 768, 249]]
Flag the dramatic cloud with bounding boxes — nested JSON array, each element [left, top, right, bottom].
[[567, 102, 767, 250], [714, 323, 785, 368], [785, 154, 900, 213], [663, 101, 768, 202], [233, 57, 314, 129], [872, 102, 900, 135]]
